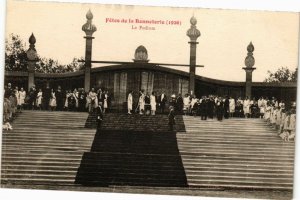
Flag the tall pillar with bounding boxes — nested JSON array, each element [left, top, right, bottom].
[[187, 16, 201, 95], [82, 9, 97, 92], [26, 33, 38, 90], [243, 42, 256, 99]]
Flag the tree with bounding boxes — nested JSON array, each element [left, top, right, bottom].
[[264, 67, 297, 83], [5, 33, 84, 73], [5, 34, 28, 71], [36, 57, 84, 73]]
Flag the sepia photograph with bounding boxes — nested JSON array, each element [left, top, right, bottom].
[[0, 0, 299, 199]]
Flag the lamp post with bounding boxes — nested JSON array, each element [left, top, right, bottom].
[[243, 42, 256, 99], [187, 16, 201, 95], [82, 9, 97, 92], [26, 33, 38, 90]]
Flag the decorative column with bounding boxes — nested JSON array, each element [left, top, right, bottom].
[[26, 33, 38, 90], [82, 9, 97, 92], [187, 16, 201, 95], [243, 42, 256, 99]]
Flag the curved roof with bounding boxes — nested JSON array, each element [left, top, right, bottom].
[[5, 64, 297, 88]]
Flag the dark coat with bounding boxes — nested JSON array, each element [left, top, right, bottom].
[[168, 109, 176, 125]]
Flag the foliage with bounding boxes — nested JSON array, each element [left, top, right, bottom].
[[5, 34, 28, 71], [264, 67, 297, 83], [5, 34, 84, 73]]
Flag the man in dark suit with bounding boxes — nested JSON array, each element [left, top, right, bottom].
[[159, 91, 167, 114], [43, 85, 51, 110], [56, 86, 64, 111], [95, 102, 104, 129], [176, 93, 183, 114]]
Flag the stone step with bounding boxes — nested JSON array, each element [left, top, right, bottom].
[[2, 151, 295, 163]]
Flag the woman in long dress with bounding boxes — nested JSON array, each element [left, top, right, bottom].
[[127, 91, 133, 114], [243, 97, 250, 118], [229, 97, 235, 118], [138, 90, 145, 115], [150, 91, 157, 115], [14, 87, 21, 112], [36, 89, 43, 110], [183, 94, 190, 115], [49, 89, 56, 111], [19, 87, 26, 112], [103, 90, 109, 113]]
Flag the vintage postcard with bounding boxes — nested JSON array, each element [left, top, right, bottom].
[[1, 0, 299, 199]]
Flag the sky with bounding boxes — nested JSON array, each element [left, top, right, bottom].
[[4, 0, 300, 82]]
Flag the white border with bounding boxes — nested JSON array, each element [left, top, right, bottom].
[[0, 1, 299, 200]]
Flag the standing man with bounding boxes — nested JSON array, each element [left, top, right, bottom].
[[43, 84, 51, 110], [216, 97, 224, 121], [176, 93, 184, 114], [224, 96, 230, 119], [159, 91, 167, 114], [56, 86, 64, 111], [78, 88, 86, 112], [127, 90, 133, 114]]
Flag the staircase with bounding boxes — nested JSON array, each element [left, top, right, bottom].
[[1, 111, 295, 190], [85, 112, 186, 131], [1, 111, 95, 186], [178, 116, 294, 190]]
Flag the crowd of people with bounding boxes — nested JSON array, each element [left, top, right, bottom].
[[2, 83, 296, 141], [128, 90, 296, 141], [2, 83, 112, 126]]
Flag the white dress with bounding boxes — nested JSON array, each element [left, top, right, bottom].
[[264, 106, 271, 120], [183, 97, 190, 110], [15, 91, 21, 106], [49, 92, 56, 107], [139, 94, 145, 111], [104, 94, 108, 109], [229, 98, 235, 113], [289, 114, 296, 131], [19, 91, 26, 105], [150, 95, 156, 111], [127, 93, 133, 111], [243, 100, 250, 114], [36, 92, 43, 106]]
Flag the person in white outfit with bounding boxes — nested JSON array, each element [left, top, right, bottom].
[[243, 97, 250, 118], [36, 89, 43, 110], [127, 91, 133, 114], [19, 87, 26, 112], [138, 90, 145, 115], [229, 96, 235, 117], [150, 91, 157, 115]]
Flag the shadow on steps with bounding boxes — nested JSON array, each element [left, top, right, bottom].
[[84, 112, 186, 132], [75, 130, 188, 187]]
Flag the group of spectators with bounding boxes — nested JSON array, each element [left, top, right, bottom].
[[128, 91, 296, 140], [2, 83, 297, 141], [3, 83, 111, 123], [128, 91, 291, 120], [263, 101, 296, 142]]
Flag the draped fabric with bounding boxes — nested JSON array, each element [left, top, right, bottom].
[[141, 71, 154, 95], [114, 72, 127, 110], [179, 78, 189, 96]]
